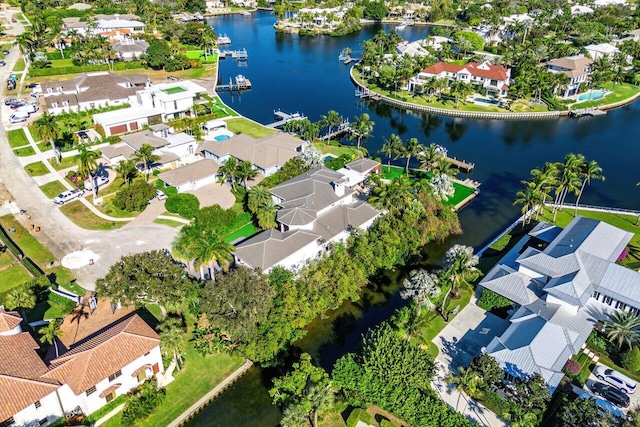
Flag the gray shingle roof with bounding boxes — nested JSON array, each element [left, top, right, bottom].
[[158, 159, 219, 187], [121, 130, 170, 150], [345, 158, 380, 174], [234, 229, 319, 271], [312, 201, 380, 241]]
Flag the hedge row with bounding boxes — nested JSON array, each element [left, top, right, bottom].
[[29, 61, 143, 77]]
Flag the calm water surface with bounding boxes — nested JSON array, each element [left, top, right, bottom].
[[187, 11, 640, 426]]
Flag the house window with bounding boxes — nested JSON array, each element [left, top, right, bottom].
[[86, 386, 97, 396], [90, 102, 95, 109], [604, 296, 613, 306], [108, 370, 122, 382], [105, 392, 116, 403], [35, 400, 41, 408], [62, 101, 68, 107], [593, 291, 601, 300], [173, 100, 178, 110], [188, 145, 194, 155], [52, 102, 58, 109], [0, 417, 15, 427], [137, 371, 147, 382], [616, 301, 627, 310]]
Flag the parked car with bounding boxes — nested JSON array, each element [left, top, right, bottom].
[[84, 176, 109, 191], [15, 104, 37, 114], [592, 382, 631, 408], [156, 190, 167, 200], [595, 366, 637, 394], [4, 98, 21, 106], [25, 83, 39, 89], [10, 102, 26, 109], [53, 189, 84, 205], [77, 131, 89, 140], [2, 50, 9, 55], [0, 61, 5, 67], [9, 113, 28, 123]]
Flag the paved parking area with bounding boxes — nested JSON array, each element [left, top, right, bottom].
[[187, 182, 235, 209], [432, 303, 510, 372], [579, 363, 640, 414]]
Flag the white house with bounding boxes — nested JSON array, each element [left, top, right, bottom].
[[234, 166, 381, 273], [62, 14, 145, 41], [111, 39, 149, 61], [584, 43, 620, 61], [480, 217, 636, 390], [158, 158, 220, 192], [409, 61, 511, 98], [544, 55, 593, 98]]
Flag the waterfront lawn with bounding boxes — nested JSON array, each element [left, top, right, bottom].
[[0, 265, 32, 292], [40, 181, 67, 199], [572, 82, 640, 109], [138, 351, 244, 427], [538, 208, 640, 270], [7, 129, 29, 148], [313, 141, 362, 159], [59, 201, 127, 230], [225, 117, 278, 139], [0, 251, 14, 270], [24, 161, 50, 177]]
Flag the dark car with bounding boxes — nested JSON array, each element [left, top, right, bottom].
[[77, 131, 89, 139], [3, 49, 10, 55], [4, 98, 21, 106], [592, 382, 631, 408], [10, 102, 26, 109], [25, 83, 39, 89]]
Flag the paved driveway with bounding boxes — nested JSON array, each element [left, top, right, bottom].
[[433, 303, 510, 372]]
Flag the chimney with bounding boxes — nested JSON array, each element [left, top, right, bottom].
[[332, 177, 347, 197]]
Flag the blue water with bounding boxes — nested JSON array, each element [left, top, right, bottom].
[[577, 90, 607, 101], [214, 135, 229, 141], [475, 97, 501, 105]]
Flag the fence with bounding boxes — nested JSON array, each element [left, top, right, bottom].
[[544, 202, 640, 216]]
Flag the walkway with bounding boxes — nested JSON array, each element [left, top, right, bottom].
[[167, 360, 253, 427]]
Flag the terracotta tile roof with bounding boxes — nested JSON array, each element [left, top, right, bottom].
[[131, 364, 151, 377], [0, 307, 22, 332], [0, 333, 50, 381], [0, 375, 60, 421], [99, 383, 121, 398], [42, 314, 160, 395], [421, 61, 509, 81]]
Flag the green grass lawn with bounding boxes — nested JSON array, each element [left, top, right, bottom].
[[12, 58, 26, 72], [572, 82, 640, 109], [0, 215, 57, 266], [59, 201, 127, 230], [0, 251, 14, 269], [7, 129, 29, 148], [26, 299, 72, 322], [225, 221, 258, 244], [185, 50, 217, 64], [48, 58, 75, 68], [40, 181, 67, 199], [205, 94, 237, 117], [153, 218, 185, 228], [381, 165, 405, 180], [95, 199, 137, 220], [24, 161, 50, 177], [51, 156, 79, 171], [225, 117, 278, 139], [0, 264, 32, 292], [314, 141, 363, 159], [13, 146, 35, 157]]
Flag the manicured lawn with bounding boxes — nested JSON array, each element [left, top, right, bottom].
[[145, 303, 164, 322], [0, 215, 56, 266], [13, 58, 26, 72], [48, 58, 75, 68], [153, 218, 184, 228], [185, 50, 217, 63], [448, 181, 477, 207], [572, 82, 640, 109], [59, 200, 127, 230], [7, 129, 29, 148], [26, 299, 71, 322], [225, 221, 258, 244], [51, 156, 79, 171], [381, 165, 405, 180], [314, 141, 363, 159], [225, 117, 278, 139], [24, 161, 50, 177], [95, 199, 137, 219], [138, 351, 244, 427], [0, 251, 14, 269], [205, 94, 238, 117], [0, 264, 32, 292], [40, 181, 67, 199], [13, 146, 35, 157]]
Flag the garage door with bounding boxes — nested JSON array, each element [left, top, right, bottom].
[[109, 124, 127, 135], [129, 122, 138, 131]]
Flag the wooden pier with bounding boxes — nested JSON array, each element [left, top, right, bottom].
[[319, 120, 350, 141], [266, 110, 306, 128], [569, 108, 606, 117], [216, 75, 252, 92], [219, 49, 248, 60], [217, 34, 231, 45], [355, 87, 381, 101], [446, 156, 474, 173]]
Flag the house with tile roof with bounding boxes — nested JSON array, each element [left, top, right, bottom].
[[544, 55, 593, 98], [158, 158, 220, 192], [111, 38, 149, 61], [0, 309, 163, 427], [62, 14, 145, 41], [479, 217, 637, 390], [408, 61, 511, 98], [234, 165, 381, 273]]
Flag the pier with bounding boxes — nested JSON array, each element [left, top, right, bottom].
[[569, 108, 607, 117], [217, 34, 231, 45], [319, 120, 351, 141], [219, 49, 248, 60], [355, 87, 381, 101], [445, 156, 475, 173], [267, 110, 306, 128], [216, 75, 252, 92]]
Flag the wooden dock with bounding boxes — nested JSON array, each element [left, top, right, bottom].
[[216, 75, 252, 92], [569, 108, 606, 117], [219, 49, 248, 60], [266, 110, 306, 128], [319, 120, 350, 141], [446, 156, 474, 173]]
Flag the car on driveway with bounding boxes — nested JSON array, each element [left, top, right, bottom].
[[53, 189, 84, 205], [595, 366, 637, 394], [156, 190, 167, 200], [9, 113, 28, 124], [4, 98, 22, 106], [77, 131, 89, 140], [25, 83, 39, 89], [3, 50, 10, 55], [84, 176, 109, 191], [592, 381, 630, 408]]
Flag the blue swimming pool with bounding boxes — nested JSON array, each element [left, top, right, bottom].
[[474, 97, 501, 105], [577, 90, 607, 101], [214, 135, 230, 141]]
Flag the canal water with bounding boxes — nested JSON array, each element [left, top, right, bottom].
[[186, 11, 640, 426]]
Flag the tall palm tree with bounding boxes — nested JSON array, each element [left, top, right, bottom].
[[552, 153, 584, 222], [450, 366, 480, 411], [114, 159, 139, 187], [514, 183, 541, 225], [219, 157, 238, 191], [440, 245, 480, 319], [35, 112, 62, 164], [281, 403, 308, 427], [38, 320, 63, 357], [369, 175, 414, 212], [255, 202, 278, 229], [190, 229, 235, 281], [398, 137, 425, 174], [319, 110, 341, 137], [432, 158, 459, 178], [379, 134, 403, 169], [349, 113, 374, 152], [604, 310, 640, 350], [418, 143, 445, 172], [248, 186, 273, 214], [575, 160, 604, 214], [307, 383, 335, 427], [529, 162, 559, 219], [4, 285, 36, 321], [171, 224, 201, 276], [449, 81, 474, 108], [74, 145, 99, 180], [133, 144, 160, 180], [159, 318, 186, 370], [236, 160, 257, 189]]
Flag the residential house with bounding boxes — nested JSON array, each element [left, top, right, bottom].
[[408, 61, 510, 98], [198, 132, 306, 177], [41, 72, 150, 115], [234, 166, 381, 273], [337, 158, 381, 187], [100, 124, 197, 169], [62, 14, 145, 41], [158, 158, 220, 192], [544, 55, 593, 97], [584, 43, 620, 61], [570, 5, 594, 15], [479, 217, 636, 390], [111, 39, 149, 61]]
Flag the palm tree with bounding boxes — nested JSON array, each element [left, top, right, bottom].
[[114, 159, 139, 187], [171, 224, 201, 276], [400, 269, 441, 315], [281, 403, 308, 427], [34, 112, 62, 164], [449, 81, 474, 108], [248, 186, 272, 214], [256, 203, 278, 229], [236, 160, 257, 189], [219, 157, 238, 191], [74, 145, 99, 180], [189, 229, 235, 281], [159, 318, 186, 370], [319, 110, 341, 137], [398, 137, 425, 174], [307, 383, 335, 427], [379, 134, 402, 169], [133, 144, 160, 180], [604, 310, 640, 350], [552, 153, 584, 222], [432, 158, 459, 178], [418, 143, 445, 172], [529, 162, 559, 219], [15, 32, 36, 61], [575, 160, 604, 214], [450, 366, 480, 411], [38, 320, 63, 357], [4, 285, 36, 321], [440, 245, 480, 320], [369, 175, 414, 212], [349, 113, 374, 152], [514, 184, 540, 225]]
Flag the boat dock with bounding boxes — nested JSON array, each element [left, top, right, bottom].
[[219, 49, 248, 60], [569, 108, 607, 117], [216, 75, 252, 92], [267, 110, 306, 128], [446, 156, 475, 173], [217, 34, 231, 45], [355, 87, 381, 101], [319, 120, 351, 141]]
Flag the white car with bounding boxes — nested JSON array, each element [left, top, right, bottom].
[[84, 176, 109, 191], [595, 366, 637, 394], [53, 189, 84, 205], [9, 113, 27, 123], [156, 190, 167, 200]]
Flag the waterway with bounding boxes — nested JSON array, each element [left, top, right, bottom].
[[186, 12, 640, 426]]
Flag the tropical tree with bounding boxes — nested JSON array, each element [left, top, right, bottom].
[[575, 159, 604, 214], [4, 285, 36, 321], [114, 159, 139, 187], [74, 145, 99, 179], [319, 110, 341, 137], [307, 383, 334, 427], [248, 185, 273, 214], [159, 318, 187, 370], [236, 160, 258, 189], [189, 229, 235, 281], [514, 184, 541, 225], [38, 320, 63, 357], [400, 269, 441, 315], [418, 143, 445, 172], [440, 245, 480, 319], [604, 310, 640, 350], [368, 174, 414, 212], [449, 81, 474, 108], [219, 157, 238, 191], [552, 153, 585, 222], [34, 112, 62, 164], [132, 144, 160, 180], [449, 366, 480, 411], [349, 113, 374, 152], [379, 134, 402, 169], [398, 137, 425, 174]]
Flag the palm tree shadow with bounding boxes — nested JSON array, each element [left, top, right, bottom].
[[69, 304, 89, 345]]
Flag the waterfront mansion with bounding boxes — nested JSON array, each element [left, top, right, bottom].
[[479, 216, 638, 390]]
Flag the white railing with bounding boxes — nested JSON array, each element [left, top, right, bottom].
[[544, 202, 640, 216], [476, 211, 529, 258]]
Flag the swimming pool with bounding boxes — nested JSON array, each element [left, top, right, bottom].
[[215, 135, 230, 141], [474, 97, 501, 105], [577, 90, 607, 101]]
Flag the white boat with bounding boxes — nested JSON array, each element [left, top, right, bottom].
[[241, 10, 251, 16], [396, 22, 407, 30], [217, 34, 231, 45]]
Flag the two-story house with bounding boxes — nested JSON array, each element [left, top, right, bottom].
[[62, 14, 145, 42], [408, 61, 510, 98], [544, 55, 593, 98]]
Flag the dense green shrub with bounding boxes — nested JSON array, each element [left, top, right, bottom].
[[113, 180, 156, 212], [477, 288, 512, 313], [480, 389, 514, 416], [29, 61, 143, 77], [48, 292, 77, 314], [194, 205, 237, 232], [84, 395, 126, 423], [121, 382, 165, 426], [587, 331, 610, 356], [165, 194, 200, 219], [346, 408, 374, 427], [621, 347, 640, 371]]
